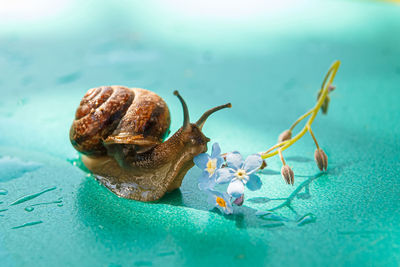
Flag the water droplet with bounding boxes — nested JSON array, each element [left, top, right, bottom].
[[12, 220, 43, 229], [10, 187, 56, 206], [25, 206, 34, 212], [23, 199, 63, 212], [0, 189, 7, 195]]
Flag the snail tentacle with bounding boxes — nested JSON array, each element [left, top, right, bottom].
[[196, 103, 232, 129]]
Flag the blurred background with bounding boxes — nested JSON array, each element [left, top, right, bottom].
[[0, 0, 400, 266]]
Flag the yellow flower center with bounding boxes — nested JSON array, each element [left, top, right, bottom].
[[205, 158, 217, 177], [216, 197, 227, 208], [235, 169, 247, 180]]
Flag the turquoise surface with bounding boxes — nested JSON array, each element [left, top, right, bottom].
[[1, 0, 400, 266]]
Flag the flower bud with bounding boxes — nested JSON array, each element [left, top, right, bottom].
[[260, 160, 267, 170], [278, 130, 292, 142], [281, 165, 294, 185], [317, 88, 332, 114], [233, 194, 244, 206], [321, 95, 330, 114], [314, 148, 328, 171]]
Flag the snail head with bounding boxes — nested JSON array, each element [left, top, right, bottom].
[[173, 90, 231, 150]]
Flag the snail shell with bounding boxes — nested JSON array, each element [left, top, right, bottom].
[[70, 86, 171, 157]]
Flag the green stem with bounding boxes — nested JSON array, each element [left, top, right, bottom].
[[261, 60, 340, 160]]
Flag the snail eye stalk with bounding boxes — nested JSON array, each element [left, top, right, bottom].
[[174, 90, 190, 129], [196, 103, 232, 130]]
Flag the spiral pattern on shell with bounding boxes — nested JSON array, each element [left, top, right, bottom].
[[70, 86, 171, 156]]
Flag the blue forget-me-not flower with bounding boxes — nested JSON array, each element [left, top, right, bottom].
[[206, 189, 233, 215], [194, 143, 224, 190], [216, 152, 263, 198]]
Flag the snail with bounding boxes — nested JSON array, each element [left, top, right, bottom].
[[70, 86, 231, 201]]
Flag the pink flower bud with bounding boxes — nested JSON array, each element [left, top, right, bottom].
[[314, 148, 328, 171], [233, 194, 244, 206], [281, 165, 294, 185], [278, 130, 292, 142]]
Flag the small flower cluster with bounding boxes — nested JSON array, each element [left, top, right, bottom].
[[194, 143, 263, 214]]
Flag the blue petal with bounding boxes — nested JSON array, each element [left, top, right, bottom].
[[216, 157, 224, 169], [198, 172, 216, 190], [223, 203, 233, 215], [211, 143, 221, 158], [216, 168, 234, 184], [226, 151, 243, 170], [243, 154, 263, 174], [194, 153, 210, 169], [227, 180, 245, 198], [246, 174, 262, 191]]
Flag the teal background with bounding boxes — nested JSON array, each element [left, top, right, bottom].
[[1, 0, 400, 266]]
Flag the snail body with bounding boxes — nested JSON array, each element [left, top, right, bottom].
[[70, 86, 230, 201]]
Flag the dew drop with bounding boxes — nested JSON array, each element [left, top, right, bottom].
[[12, 220, 43, 229], [25, 206, 34, 212], [10, 187, 56, 206]]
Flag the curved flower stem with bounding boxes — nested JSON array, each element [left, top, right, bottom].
[[260, 60, 340, 160], [264, 140, 289, 154], [289, 108, 314, 132], [307, 126, 320, 149], [278, 149, 286, 165]]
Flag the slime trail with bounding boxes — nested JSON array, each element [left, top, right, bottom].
[[10, 187, 57, 206], [12, 221, 43, 229]]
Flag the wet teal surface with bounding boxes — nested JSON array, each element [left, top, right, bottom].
[[1, 0, 400, 266]]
